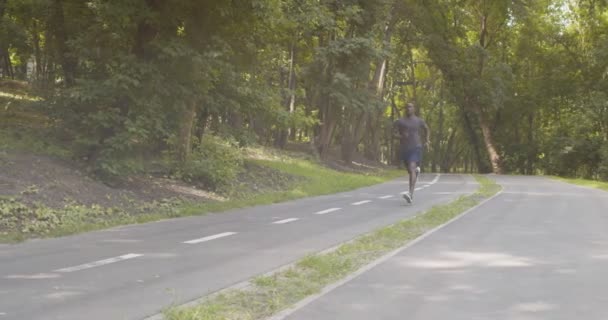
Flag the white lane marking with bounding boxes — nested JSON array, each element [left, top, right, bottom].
[[0, 312, 6, 316], [273, 218, 300, 224], [4, 273, 60, 280], [315, 208, 342, 215], [54, 253, 143, 273], [415, 187, 423, 191], [379, 195, 394, 199], [101, 239, 142, 243], [352, 200, 372, 206], [430, 174, 441, 184], [183, 232, 237, 244]]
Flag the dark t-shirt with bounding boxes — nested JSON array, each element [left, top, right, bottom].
[[394, 116, 427, 148]]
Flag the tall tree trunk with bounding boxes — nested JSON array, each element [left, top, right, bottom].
[[317, 101, 337, 159], [133, 0, 161, 59], [0, 0, 9, 79], [474, 13, 503, 174], [475, 106, 502, 174], [462, 106, 491, 173], [51, 0, 77, 86], [276, 43, 297, 149], [526, 113, 535, 175], [432, 103, 444, 173], [196, 107, 209, 143], [441, 128, 457, 172], [364, 22, 392, 162], [31, 20, 43, 81], [229, 110, 243, 130], [177, 101, 197, 163], [287, 43, 297, 141], [316, 32, 336, 158], [1, 50, 11, 78], [341, 111, 366, 163], [364, 115, 382, 162]]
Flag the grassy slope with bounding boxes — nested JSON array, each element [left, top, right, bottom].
[[1, 156, 402, 243]]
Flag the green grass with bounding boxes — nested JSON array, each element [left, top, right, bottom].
[[177, 158, 402, 217], [164, 175, 501, 320], [0, 158, 403, 243], [553, 176, 608, 192]]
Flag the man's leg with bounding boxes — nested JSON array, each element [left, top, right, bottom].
[[408, 161, 417, 199]]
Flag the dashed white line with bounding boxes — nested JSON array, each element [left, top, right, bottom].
[[430, 174, 441, 184], [273, 218, 300, 224], [183, 232, 237, 244], [352, 200, 372, 206], [415, 187, 423, 191], [54, 253, 143, 273], [4, 273, 60, 279], [315, 208, 342, 215], [378, 195, 394, 199]]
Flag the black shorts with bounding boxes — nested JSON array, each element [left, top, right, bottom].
[[400, 146, 423, 164]]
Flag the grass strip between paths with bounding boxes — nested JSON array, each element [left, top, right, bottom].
[[164, 175, 501, 320], [552, 176, 608, 192]]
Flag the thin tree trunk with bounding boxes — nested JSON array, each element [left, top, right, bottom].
[[526, 113, 535, 175], [177, 101, 197, 163], [276, 43, 297, 149], [31, 20, 43, 81], [287, 43, 297, 141], [433, 103, 444, 172]]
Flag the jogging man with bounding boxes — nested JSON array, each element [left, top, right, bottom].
[[394, 102, 430, 204]]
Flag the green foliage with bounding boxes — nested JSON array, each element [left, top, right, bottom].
[[0, 197, 120, 236], [2, 0, 608, 181], [177, 135, 244, 191]]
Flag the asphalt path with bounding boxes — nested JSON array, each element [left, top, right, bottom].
[[281, 176, 608, 320], [0, 173, 477, 320]]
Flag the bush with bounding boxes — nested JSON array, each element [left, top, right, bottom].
[[178, 135, 243, 191]]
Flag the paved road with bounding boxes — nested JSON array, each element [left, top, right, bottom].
[[0, 174, 476, 320], [282, 176, 608, 320]]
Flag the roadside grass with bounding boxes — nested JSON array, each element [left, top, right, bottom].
[[0, 156, 403, 243], [553, 176, 608, 192]]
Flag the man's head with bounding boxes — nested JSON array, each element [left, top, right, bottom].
[[406, 102, 416, 117]]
